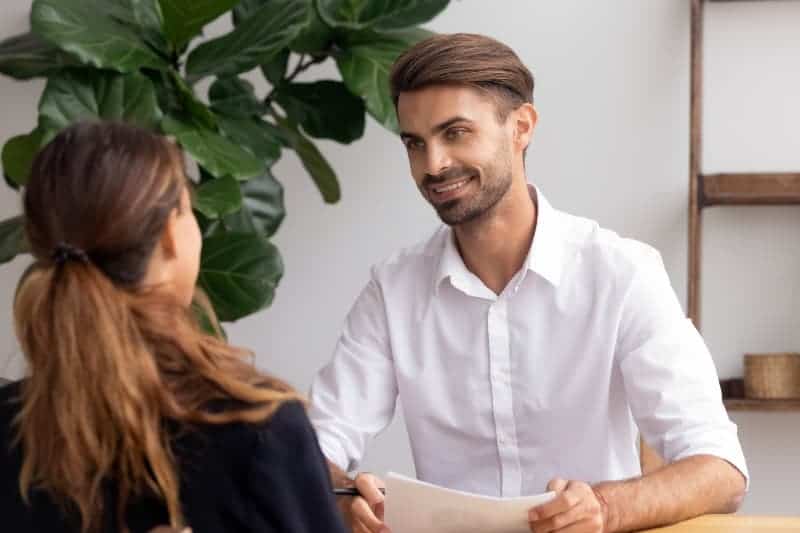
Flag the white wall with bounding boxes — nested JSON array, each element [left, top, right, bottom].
[[2, 0, 799, 515]]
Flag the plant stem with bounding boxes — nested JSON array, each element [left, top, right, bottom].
[[263, 54, 327, 108]]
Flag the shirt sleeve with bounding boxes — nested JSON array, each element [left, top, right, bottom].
[[244, 401, 347, 533], [308, 274, 399, 472], [615, 247, 749, 486]]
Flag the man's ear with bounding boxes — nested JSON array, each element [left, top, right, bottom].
[[514, 103, 538, 151]]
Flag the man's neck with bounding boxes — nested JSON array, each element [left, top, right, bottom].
[[453, 178, 537, 295]]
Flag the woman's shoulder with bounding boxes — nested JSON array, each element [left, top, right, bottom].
[[242, 400, 315, 456], [177, 399, 313, 460], [257, 400, 310, 436], [0, 379, 23, 425], [0, 378, 22, 398]]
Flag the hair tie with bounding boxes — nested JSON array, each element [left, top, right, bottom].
[[51, 242, 89, 266]]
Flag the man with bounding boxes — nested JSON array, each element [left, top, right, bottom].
[[309, 33, 747, 533]]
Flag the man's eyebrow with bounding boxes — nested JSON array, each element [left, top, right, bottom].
[[431, 116, 472, 134], [400, 116, 473, 141]]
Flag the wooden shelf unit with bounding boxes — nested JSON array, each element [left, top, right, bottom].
[[687, 0, 800, 410]]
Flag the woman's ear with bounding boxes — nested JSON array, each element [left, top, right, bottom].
[[158, 208, 180, 260]]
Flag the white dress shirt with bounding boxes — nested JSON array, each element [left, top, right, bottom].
[[309, 185, 748, 497]]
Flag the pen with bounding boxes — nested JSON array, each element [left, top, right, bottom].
[[333, 487, 386, 496]]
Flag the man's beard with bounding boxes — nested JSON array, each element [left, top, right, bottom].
[[436, 171, 512, 225], [424, 149, 513, 226]]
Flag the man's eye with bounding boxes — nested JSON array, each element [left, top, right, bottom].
[[405, 139, 424, 150], [446, 128, 467, 140]]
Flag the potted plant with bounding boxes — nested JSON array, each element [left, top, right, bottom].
[[0, 0, 449, 322]]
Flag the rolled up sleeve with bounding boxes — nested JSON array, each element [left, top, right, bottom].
[[617, 249, 749, 486]]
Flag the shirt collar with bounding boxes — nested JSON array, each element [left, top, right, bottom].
[[525, 184, 566, 287], [432, 184, 567, 297]]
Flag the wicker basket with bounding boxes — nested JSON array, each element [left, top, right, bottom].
[[744, 353, 800, 399]]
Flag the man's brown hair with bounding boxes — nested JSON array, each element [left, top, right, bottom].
[[390, 33, 534, 120]]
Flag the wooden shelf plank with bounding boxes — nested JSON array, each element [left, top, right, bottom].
[[700, 172, 800, 206], [724, 398, 800, 411]]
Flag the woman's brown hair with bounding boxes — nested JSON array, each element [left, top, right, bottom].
[[13, 121, 299, 532], [390, 32, 535, 120]]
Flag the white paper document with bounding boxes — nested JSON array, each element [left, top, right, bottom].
[[384, 472, 555, 533]]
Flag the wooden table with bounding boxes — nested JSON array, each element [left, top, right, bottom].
[[643, 515, 800, 532]]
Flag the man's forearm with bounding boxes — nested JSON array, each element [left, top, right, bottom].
[[594, 454, 746, 532]]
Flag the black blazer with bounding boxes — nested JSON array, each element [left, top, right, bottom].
[[0, 381, 347, 533]]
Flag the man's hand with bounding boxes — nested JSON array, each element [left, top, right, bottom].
[[348, 473, 390, 533], [528, 478, 608, 533]]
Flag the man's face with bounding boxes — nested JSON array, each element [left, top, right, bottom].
[[397, 85, 516, 226]]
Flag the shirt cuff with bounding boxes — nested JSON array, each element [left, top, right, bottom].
[[316, 431, 352, 474], [671, 444, 750, 490]]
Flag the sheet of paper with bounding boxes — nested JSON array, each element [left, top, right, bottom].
[[384, 472, 555, 533]]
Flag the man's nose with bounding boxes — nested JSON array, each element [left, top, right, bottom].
[[424, 143, 452, 177]]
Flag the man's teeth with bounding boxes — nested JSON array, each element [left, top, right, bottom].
[[434, 178, 470, 193]]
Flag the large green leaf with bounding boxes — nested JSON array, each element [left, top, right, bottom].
[[337, 28, 432, 132], [235, 0, 332, 54], [169, 71, 217, 129], [158, 0, 239, 50], [130, 0, 164, 32], [147, 69, 181, 117], [162, 115, 263, 180], [275, 80, 364, 143], [0, 216, 29, 265], [317, 0, 448, 31], [239, 170, 285, 237], [202, 170, 285, 238], [194, 175, 243, 219], [0, 32, 79, 80], [38, 70, 163, 138], [199, 231, 283, 321], [216, 116, 281, 166], [209, 77, 266, 118], [278, 118, 340, 203], [130, 0, 171, 55], [148, 69, 217, 129], [31, 0, 168, 72], [231, 0, 268, 23], [185, 0, 308, 80], [102, 0, 167, 51], [2, 128, 45, 187], [261, 48, 290, 87], [291, 1, 334, 53]]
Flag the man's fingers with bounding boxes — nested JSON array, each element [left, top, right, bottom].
[[353, 518, 372, 533], [547, 478, 569, 493], [374, 500, 386, 521], [530, 485, 578, 521], [528, 499, 587, 533], [529, 480, 603, 533], [355, 473, 387, 507], [351, 496, 385, 532]]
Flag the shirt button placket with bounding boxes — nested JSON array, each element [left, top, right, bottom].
[[487, 298, 521, 496]]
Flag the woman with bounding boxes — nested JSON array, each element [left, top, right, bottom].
[[0, 121, 346, 533]]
